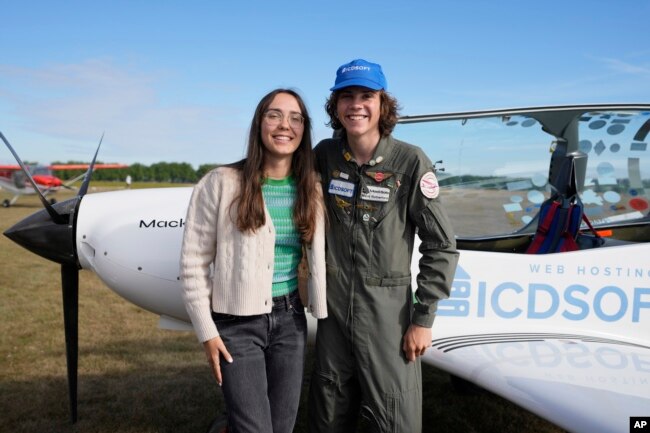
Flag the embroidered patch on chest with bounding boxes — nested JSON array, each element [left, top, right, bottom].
[[360, 185, 390, 202], [364, 171, 393, 183], [328, 179, 355, 198]]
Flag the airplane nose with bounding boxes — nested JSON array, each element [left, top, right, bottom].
[[3, 197, 79, 266]]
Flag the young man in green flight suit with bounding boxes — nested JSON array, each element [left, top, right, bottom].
[[308, 59, 459, 432]]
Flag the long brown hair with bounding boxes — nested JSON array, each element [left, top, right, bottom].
[[325, 89, 400, 137], [233, 88, 320, 244]]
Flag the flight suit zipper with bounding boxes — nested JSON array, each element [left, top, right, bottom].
[[346, 163, 366, 343]]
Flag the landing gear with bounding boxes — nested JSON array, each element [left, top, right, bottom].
[[49, 198, 57, 205], [2, 199, 10, 208]]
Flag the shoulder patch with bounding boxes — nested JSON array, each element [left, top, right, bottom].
[[419, 171, 439, 199]]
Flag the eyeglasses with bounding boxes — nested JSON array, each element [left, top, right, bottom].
[[263, 110, 305, 129]]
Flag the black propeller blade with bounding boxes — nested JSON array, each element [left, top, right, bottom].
[[78, 132, 103, 197], [61, 263, 79, 423], [2, 131, 105, 423]]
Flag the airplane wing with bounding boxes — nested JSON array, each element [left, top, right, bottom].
[[424, 333, 650, 433], [49, 164, 129, 189], [49, 163, 128, 170], [1, 164, 127, 170]]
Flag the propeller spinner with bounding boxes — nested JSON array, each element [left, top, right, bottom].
[[1, 131, 104, 423]]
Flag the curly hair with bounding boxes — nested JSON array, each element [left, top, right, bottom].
[[324, 89, 401, 137]]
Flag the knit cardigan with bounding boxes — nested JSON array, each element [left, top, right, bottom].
[[180, 166, 327, 343]]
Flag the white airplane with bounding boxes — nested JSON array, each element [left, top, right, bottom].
[[3, 104, 650, 433]]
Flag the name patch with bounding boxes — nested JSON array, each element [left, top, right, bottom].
[[328, 179, 355, 198], [361, 185, 390, 202]]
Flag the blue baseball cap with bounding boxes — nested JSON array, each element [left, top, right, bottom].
[[330, 59, 387, 91]]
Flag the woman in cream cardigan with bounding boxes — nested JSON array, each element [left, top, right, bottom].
[[180, 88, 327, 433]]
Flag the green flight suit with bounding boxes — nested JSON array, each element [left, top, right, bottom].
[[308, 134, 459, 433]]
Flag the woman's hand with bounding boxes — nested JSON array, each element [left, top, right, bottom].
[[203, 336, 233, 386]]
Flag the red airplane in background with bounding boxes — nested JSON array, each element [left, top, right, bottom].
[[0, 163, 128, 207]]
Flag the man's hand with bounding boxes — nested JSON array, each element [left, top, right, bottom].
[[402, 324, 432, 362]]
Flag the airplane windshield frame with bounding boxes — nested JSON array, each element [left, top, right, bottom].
[[394, 105, 650, 250], [30, 166, 53, 176]]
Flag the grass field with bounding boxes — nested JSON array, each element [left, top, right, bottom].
[[0, 186, 566, 433]]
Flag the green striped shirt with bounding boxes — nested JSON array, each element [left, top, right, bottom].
[[262, 176, 301, 297]]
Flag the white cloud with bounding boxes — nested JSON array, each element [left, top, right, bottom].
[[596, 57, 650, 76], [0, 59, 248, 167]]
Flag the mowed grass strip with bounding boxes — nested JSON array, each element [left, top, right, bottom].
[[0, 186, 566, 433]]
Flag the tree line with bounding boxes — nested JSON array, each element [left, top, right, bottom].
[[52, 162, 220, 183]]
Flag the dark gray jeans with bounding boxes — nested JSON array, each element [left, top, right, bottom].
[[213, 291, 307, 433]]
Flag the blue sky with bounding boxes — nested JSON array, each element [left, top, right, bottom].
[[1, 0, 649, 168]]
